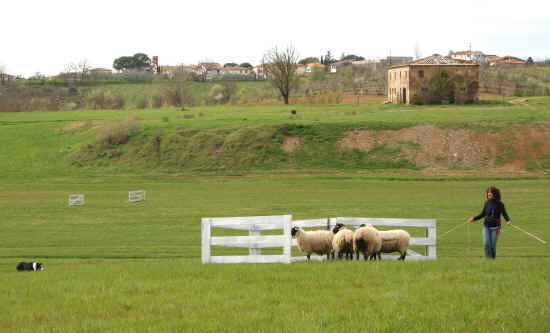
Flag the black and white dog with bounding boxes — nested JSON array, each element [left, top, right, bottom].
[[16, 262, 44, 271]]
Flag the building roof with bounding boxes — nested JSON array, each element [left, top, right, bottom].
[[410, 54, 476, 65], [200, 62, 222, 70], [492, 56, 525, 64], [452, 51, 482, 56], [223, 66, 248, 71]]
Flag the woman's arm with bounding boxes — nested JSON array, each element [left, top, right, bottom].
[[501, 202, 511, 225], [469, 201, 487, 222]]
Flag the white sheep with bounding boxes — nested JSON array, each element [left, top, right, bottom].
[[375, 229, 410, 261], [352, 224, 381, 261], [332, 223, 355, 260], [291, 226, 334, 261]]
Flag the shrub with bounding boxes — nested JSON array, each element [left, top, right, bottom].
[[514, 89, 534, 97], [151, 92, 163, 108], [86, 90, 105, 109], [136, 98, 148, 109], [111, 94, 125, 109], [209, 84, 226, 104], [97, 117, 140, 147]]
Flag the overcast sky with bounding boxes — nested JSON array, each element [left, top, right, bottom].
[[2, 0, 549, 77]]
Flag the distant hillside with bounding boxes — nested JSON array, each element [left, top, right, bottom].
[[3, 99, 550, 181]]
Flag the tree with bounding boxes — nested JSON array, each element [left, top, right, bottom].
[[113, 53, 151, 71], [223, 63, 238, 68], [298, 57, 320, 65], [132, 53, 151, 70], [174, 70, 193, 109], [263, 45, 299, 105], [526, 57, 534, 65], [0, 63, 5, 85], [341, 54, 365, 61], [320, 51, 335, 72], [67, 59, 92, 81], [113, 56, 135, 71], [240, 62, 252, 69]]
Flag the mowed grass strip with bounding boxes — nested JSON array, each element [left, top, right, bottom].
[[1, 258, 549, 332], [1, 178, 549, 259]]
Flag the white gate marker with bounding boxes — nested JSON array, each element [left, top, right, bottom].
[[68, 194, 85, 206], [128, 190, 146, 203]]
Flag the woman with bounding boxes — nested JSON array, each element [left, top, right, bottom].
[[468, 186, 512, 259]]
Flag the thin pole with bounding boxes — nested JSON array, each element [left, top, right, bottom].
[[509, 223, 547, 244], [439, 221, 470, 239]]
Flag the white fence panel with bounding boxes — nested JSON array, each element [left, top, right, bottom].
[[201, 216, 436, 263], [333, 217, 437, 261], [68, 194, 85, 206], [129, 190, 146, 203], [202, 215, 292, 264]]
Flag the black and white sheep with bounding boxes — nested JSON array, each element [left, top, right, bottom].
[[352, 224, 381, 261], [332, 223, 355, 260], [291, 226, 334, 261]]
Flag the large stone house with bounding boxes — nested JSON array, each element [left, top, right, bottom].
[[387, 54, 479, 104]]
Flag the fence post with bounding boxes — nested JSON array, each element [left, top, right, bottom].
[[283, 215, 292, 264], [249, 224, 261, 255], [201, 218, 211, 264], [427, 223, 437, 259]]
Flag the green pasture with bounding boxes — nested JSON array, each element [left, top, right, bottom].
[[1, 177, 549, 331], [1, 100, 550, 331]]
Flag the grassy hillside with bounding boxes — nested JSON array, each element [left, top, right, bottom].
[[2, 97, 550, 182]]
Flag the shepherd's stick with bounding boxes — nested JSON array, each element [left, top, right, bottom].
[[509, 223, 547, 245], [439, 221, 470, 239]]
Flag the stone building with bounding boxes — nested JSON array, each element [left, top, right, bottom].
[[388, 54, 479, 104]]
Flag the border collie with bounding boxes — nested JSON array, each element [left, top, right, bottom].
[[16, 262, 44, 271]]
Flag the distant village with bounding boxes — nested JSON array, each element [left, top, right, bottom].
[[0, 50, 530, 83]]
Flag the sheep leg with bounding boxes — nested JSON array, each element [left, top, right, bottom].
[[398, 252, 406, 261], [307, 254, 311, 261]]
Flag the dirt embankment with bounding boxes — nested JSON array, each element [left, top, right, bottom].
[[339, 123, 550, 172]]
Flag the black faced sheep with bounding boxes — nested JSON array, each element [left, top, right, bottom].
[[291, 226, 334, 261], [352, 224, 381, 261], [332, 223, 354, 260]]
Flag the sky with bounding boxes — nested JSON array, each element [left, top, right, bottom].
[[2, 0, 549, 78]]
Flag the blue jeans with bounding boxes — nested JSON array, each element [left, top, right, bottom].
[[482, 224, 500, 259]]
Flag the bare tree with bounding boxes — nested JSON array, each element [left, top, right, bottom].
[[263, 45, 299, 104], [67, 59, 92, 81], [174, 68, 193, 110], [0, 63, 5, 85]]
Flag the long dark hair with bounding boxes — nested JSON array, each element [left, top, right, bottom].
[[486, 186, 501, 201]]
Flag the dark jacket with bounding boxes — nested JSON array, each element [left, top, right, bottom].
[[473, 199, 511, 228]]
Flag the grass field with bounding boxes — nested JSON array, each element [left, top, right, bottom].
[[1, 100, 550, 331]]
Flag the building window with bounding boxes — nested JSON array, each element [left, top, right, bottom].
[[419, 70, 424, 78]]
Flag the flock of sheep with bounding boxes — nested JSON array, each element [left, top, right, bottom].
[[291, 223, 410, 261]]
